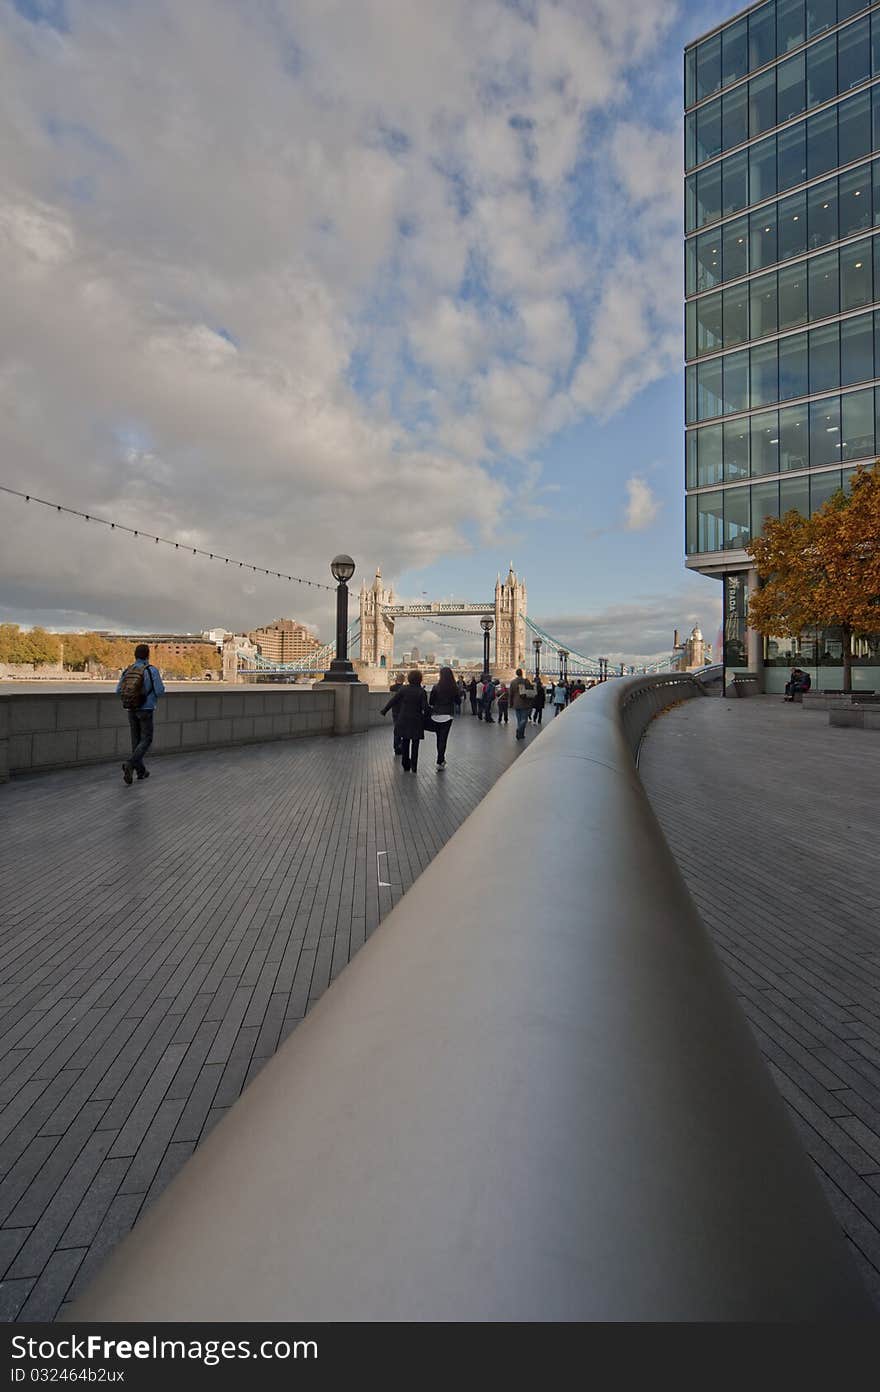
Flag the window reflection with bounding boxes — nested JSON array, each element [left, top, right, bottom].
[[724, 486, 751, 548], [840, 239, 872, 308], [724, 418, 751, 479], [751, 409, 781, 473]]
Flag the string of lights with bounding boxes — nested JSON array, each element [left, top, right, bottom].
[[0, 484, 336, 591]]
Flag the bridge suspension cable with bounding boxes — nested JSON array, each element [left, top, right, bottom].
[[521, 615, 678, 678]]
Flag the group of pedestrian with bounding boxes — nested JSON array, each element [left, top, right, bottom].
[[548, 677, 589, 714], [113, 641, 598, 785], [381, 667, 460, 772]]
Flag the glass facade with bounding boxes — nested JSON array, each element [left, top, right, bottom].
[[685, 0, 880, 562]]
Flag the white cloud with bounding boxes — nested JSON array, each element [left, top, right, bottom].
[[0, 0, 681, 634], [624, 477, 662, 532]]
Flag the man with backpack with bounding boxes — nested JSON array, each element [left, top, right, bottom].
[[116, 643, 165, 784]]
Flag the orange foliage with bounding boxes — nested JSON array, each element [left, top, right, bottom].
[[747, 463, 880, 691]]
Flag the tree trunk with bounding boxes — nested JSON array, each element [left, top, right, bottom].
[[842, 625, 853, 694]]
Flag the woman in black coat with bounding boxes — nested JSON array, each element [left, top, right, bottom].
[[532, 677, 546, 723], [428, 666, 459, 770], [381, 670, 428, 772]]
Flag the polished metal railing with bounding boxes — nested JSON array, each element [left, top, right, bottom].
[[67, 674, 870, 1321]]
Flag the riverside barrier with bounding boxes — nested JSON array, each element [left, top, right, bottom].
[[66, 673, 871, 1321], [0, 685, 388, 781]]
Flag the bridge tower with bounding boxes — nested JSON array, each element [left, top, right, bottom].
[[359, 568, 396, 669], [495, 564, 527, 674]]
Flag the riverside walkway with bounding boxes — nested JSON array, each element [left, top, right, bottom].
[[640, 695, 880, 1308], [0, 715, 526, 1321]]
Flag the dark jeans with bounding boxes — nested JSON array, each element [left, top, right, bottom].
[[498, 704, 508, 724], [127, 710, 154, 772], [532, 707, 543, 723], [401, 738, 420, 770], [514, 707, 529, 737], [434, 721, 451, 763], [469, 698, 477, 716], [393, 727, 404, 754]]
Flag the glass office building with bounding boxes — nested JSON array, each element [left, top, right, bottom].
[[685, 0, 880, 690]]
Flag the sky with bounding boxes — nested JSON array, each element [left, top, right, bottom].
[[0, 0, 737, 667]]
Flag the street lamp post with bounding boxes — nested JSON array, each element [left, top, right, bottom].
[[559, 649, 569, 682], [480, 617, 494, 677], [533, 638, 542, 679], [322, 554, 359, 683]]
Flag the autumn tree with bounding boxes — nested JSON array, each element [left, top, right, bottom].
[[748, 463, 880, 692]]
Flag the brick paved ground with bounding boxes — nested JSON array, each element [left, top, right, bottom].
[[0, 712, 530, 1321], [639, 695, 880, 1309]]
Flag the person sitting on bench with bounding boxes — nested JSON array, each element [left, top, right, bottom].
[[784, 668, 811, 701]]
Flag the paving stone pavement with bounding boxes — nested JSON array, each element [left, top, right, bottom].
[[0, 712, 533, 1321], [639, 694, 880, 1311]]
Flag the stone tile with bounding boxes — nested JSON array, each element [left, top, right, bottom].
[[16, 1247, 86, 1321], [640, 696, 880, 1308], [0, 719, 524, 1318]]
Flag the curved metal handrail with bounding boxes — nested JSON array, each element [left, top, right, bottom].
[[67, 675, 870, 1321]]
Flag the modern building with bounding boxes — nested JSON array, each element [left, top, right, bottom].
[[685, 0, 880, 691], [248, 618, 322, 664]]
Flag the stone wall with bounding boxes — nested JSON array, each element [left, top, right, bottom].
[[0, 684, 394, 781], [2, 688, 332, 780]]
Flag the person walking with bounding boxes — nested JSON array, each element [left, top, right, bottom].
[[456, 677, 467, 714], [480, 675, 496, 723], [496, 681, 509, 725], [552, 679, 566, 716], [509, 668, 535, 740], [116, 643, 166, 784], [532, 677, 545, 724], [381, 669, 429, 772], [387, 676, 404, 755], [468, 676, 478, 717], [428, 666, 459, 769]]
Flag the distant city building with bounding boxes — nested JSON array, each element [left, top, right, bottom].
[[95, 632, 207, 656], [202, 628, 230, 648], [410, 646, 420, 661], [248, 618, 322, 664]]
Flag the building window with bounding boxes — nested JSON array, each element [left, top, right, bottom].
[[700, 423, 725, 485], [840, 238, 872, 306], [841, 310, 874, 381], [725, 484, 751, 547], [779, 329, 810, 396], [841, 384, 875, 454], [780, 472, 810, 513], [810, 395, 842, 463], [780, 401, 809, 468], [778, 264, 808, 328], [698, 490, 725, 551], [751, 409, 781, 473], [724, 417, 751, 479]]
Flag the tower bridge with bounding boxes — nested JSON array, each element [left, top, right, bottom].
[[226, 561, 679, 681], [360, 563, 528, 675]]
